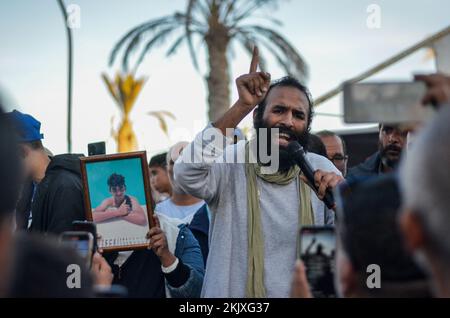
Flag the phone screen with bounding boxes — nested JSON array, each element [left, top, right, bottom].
[[343, 82, 435, 124], [60, 232, 94, 267], [70, 239, 90, 259], [72, 221, 98, 251], [299, 226, 336, 298]]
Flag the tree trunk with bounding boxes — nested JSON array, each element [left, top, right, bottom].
[[205, 26, 230, 122]]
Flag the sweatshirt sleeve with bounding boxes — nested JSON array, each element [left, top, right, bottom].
[[166, 227, 205, 298], [47, 184, 85, 234], [173, 123, 234, 205]]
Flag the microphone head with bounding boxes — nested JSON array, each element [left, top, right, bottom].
[[287, 141, 304, 156]]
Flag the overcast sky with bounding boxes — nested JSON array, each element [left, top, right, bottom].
[[1, 0, 448, 156]]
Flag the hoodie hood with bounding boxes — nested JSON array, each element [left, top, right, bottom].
[[46, 154, 84, 177]]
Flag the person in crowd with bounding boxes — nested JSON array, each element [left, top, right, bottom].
[[0, 108, 23, 296], [291, 174, 431, 298], [316, 130, 348, 176], [156, 143, 206, 223], [93, 173, 147, 226], [400, 105, 450, 297], [105, 212, 204, 298], [7, 110, 85, 234], [174, 47, 343, 297], [149, 152, 171, 203], [0, 107, 112, 297], [346, 123, 407, 182], [307, 134, 327, 157], [9, 234, 99, 298], [155, 142, 210, 264]]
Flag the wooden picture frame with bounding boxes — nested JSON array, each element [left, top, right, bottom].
[[80, 151, 154, 252]]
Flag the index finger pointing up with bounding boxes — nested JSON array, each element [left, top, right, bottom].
[[249, 45, 259, 74]]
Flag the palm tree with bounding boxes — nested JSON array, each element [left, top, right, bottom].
[[109, 0, 308, 121], [102, 72, 175, 152]]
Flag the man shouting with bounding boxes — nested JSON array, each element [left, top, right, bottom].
[[174, 47, 343, 298]]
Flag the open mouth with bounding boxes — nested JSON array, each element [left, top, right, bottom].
[[275, 132, 294, 145]]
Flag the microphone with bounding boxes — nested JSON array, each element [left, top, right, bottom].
[[287, 141, 335, 209]]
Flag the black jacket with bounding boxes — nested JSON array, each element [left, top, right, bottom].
[[346, 152, 382, 183], [30, 154, 86, 235], [15, 180, 34, 230]]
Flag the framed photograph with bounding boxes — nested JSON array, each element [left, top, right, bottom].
[[80, 151, 154, 252]]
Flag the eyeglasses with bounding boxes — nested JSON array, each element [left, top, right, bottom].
[[329, 154, 348, 163]]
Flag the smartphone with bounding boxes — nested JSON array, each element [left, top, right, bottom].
[[72, 220, 98, 252], [343, 81, 435, 124], [299, 226, 336, 298], [88, 141, 106, 156], [60, 231, 94, 268]]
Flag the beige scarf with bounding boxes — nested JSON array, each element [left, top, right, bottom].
[[245, 141, 314, 298]]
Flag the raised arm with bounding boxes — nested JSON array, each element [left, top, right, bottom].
[[173, 47, 271, 203], [213, 46, 271, 134]]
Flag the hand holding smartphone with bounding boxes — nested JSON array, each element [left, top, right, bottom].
[[72, 220, 98, 252], [299, 226, 336, 298], [60, 231, 94, 268]]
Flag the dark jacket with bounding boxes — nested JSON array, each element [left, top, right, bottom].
[[15, 180, 34, 230], [188, 204, 209, 266], [107, 223, 204, 298], [30, 154, 86, 235], [346, 152, 382, 183]]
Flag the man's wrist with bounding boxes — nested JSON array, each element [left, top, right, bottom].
[[234, 99, 256, 112]]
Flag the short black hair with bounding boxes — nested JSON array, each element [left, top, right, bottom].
[[254, 76, 315, 132], [337, 174, 426, 283], [107, 173, 125, 189], [316, 130, 347, 155], [307, 134, 327, 157], [149, 152, 168, 169], [0, 108, 23, 224]]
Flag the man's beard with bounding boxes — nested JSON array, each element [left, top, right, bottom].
[[379, 142, 403, 169], [254, 117, 310, 173]]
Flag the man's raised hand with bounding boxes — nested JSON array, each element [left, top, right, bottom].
[[236, 46, 271, 109], [212, 46, 271, 134]]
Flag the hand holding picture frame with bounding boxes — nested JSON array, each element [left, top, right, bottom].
[[80, 151, 154, 252]]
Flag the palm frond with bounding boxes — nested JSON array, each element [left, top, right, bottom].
[[121, 32, 144, 72], [229, 0, 277, 27], [242, 25, 309, 81], [101, 73, 121, 105], [186, 0, 206, 70], [222, 0, 238, 23], [109, 16, 178, 67], [234, 33, 268, 71], [187, 0, 211, 21], [148, 110, 176, 136], [166, 34, 186, 56], [132, 25, 181, 72]]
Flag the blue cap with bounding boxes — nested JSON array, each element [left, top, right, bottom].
[[7, 110, 44, 142]]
